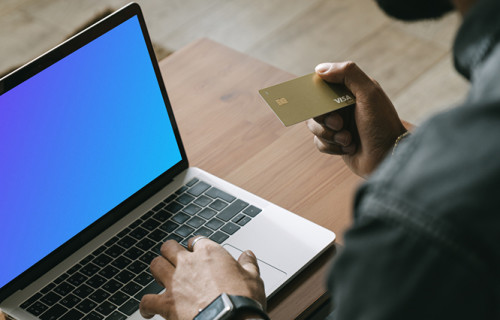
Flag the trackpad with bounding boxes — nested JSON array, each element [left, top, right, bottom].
[[223, 244, 287, 294]]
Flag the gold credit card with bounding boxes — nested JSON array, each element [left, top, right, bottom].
[[259, 73, 355, 127]]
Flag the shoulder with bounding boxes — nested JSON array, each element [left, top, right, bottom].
[[355, 97, 500, 282]]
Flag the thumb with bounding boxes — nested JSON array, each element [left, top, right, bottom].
[[238, 250, 260, 277], [315, 61, 374, 98]]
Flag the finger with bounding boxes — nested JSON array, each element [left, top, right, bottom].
[[140, 293, 165, 319], [238, 250, 260, 277], [315, 61, 375, 97], [187, 235, 211, 252], [149, 256, 174, 287], [160, 239, 187, 267], [323, 112, 344, 131], [314, 136, 345, 155], [307, 119, 336, 143], [333, 130, 352, 147]]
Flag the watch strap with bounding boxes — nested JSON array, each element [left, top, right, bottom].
[[227, 295, 270, 320]]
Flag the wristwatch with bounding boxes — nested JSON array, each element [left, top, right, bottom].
[[194, 293, 270, 320]]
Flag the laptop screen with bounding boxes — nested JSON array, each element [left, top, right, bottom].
[[0, 15, 182, 289]]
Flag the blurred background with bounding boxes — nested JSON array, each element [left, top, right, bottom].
[[1, 0, 469, 124]]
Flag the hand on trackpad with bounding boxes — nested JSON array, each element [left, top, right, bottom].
[[223, 244, 287, 295]]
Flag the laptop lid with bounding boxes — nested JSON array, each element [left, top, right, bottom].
[[0, 3, 188, 302]]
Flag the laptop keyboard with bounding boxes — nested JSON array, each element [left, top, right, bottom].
[[20, 178, 261, 320]]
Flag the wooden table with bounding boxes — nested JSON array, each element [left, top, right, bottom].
[[160, 39, 362, 319], [0, 39, 362, 320]]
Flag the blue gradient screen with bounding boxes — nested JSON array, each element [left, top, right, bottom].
[[0, 16, 182, 288]]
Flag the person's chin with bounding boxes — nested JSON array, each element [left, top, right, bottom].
[[375, 0, 454, 21]]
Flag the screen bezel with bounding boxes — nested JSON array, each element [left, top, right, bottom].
[[0, 3, 188, 302]]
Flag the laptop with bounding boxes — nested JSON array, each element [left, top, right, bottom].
[[0, 3, 335, 320]]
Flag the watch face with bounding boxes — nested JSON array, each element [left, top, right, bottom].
[[195, 294, 232, 320]]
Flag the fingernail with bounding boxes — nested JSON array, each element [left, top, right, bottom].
[[244, 250, 256, 258], [315, 63, 332, 74], [334, 134, 348, 146], [324, 115, 342, 130]]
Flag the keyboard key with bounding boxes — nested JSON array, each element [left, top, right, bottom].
[[194, 227, 213, 237], [60, 294, 81, 308], [232, 213, 245, 223], [67, 272, 88, 287], [93, 253, 113, 267], [205, 187, 236, 203], [76, 298, 97, 313], [108, 311, 127, 320], [116, 228, 131, 239], [139, 250, 157, 264], [96, 301, 117, 316], [105, 245, 125, 258], [124, 246, 144, 260], [205, 218, 224, 230], [59, 309, 84, 320], [153, 209, 172, 222], [110, 291, 129, 306], [216, 199, 248, 222], [130, 227, 149, 240], [187, 216, 205, 229], [83, 311, 104, 320], [111, 256, 132, 269], [53, 282, 75, 297], [119, 298, 140, 316], [40, 303, 67, 320], [66, 264, 81, 275], [237, 216, 252, 226], [121, 282, 142, 296], [221, 222, 240, 235], [188, 181, 211, 196], [194, 195, 212, 207], [166, 234, 183, 243], [148, 229, 167, 242], [127, 260, 148, 274], [177, 193, 195, 205], [183, 203, 202, 215], [54, 273, 69, 285], [21, 292, 42, 309], [165, 201, 184, 213], [87, 274, 106, 288], [175, 225, 194, 238], [41, 292, 62, 306], [164, 193, 177, 202], [210, 232, 229, 244], [141, 218, 161, 231], [152, 202, 165, 212], [141, 210, 154, 221], [89, 289, 110, 304], [151, 241, 163, 254], [198, 208, 217, 220], [79, 255, 94, 266], [243, 205, 262, 217], [99, 265, 119, 278], [73, 284, 94, 299], [41, 283, 56, 294], [81, 263, 100, 277], [27, 301, 48, 316], [136, 238, 155, 251], [128, 219, 141, 229], [134, 272, 154, 286], [105, 237, 119, 247], [172, 212, 190, 224], [186, 178, 199, 187], [209, 199, 228, 211], [175, 186, 188, 195], [160, 220, 179, 233], [117, 236, 137, 249], [134, 281, 163, 300], [115, 270, 135, 284], [103, 279, 123, 294]]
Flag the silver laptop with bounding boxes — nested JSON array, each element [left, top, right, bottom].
[[0, 3, 335, 319]]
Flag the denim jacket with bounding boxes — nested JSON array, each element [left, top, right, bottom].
[[328, 0, 500, 318]]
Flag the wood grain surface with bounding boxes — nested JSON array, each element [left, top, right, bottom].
[[160, 38, 362, 319]]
